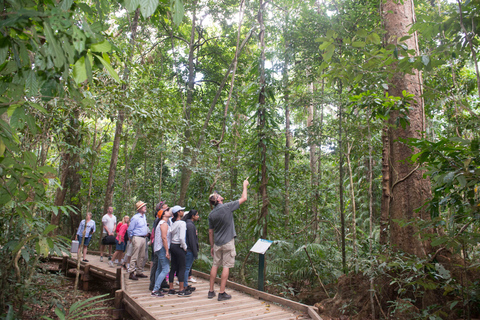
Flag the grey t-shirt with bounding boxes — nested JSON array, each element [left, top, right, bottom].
[[208, 200, 240, 246]]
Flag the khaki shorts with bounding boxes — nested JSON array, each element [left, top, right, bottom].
[[213, 239, 236, 268]]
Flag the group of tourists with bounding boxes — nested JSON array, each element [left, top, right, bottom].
[[75, 178, 249, 301]]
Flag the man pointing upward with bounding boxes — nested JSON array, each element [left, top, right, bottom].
[[207, 178, 249, 301]]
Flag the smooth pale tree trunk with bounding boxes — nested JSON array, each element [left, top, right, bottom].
[[177, 28, 254, 204], [382, 0, 432, 257], [102, 9, 140, 215], [208, 0, 245, 194], [346, 141, 357, 270], [122, 129, 140, 205], [258, 0, 269, 240], [283, 12, 291, 222], [86, 119, 98, 213], [178, 2, 197, 206]]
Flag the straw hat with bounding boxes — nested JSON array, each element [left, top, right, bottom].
[[136, 201, 146, 211]]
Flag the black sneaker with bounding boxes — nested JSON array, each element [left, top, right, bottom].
[[207, 291, 216, 299], [108, 256, 112, 261], [218, 292, 231, 301], [151, 291, 164, 297], [177, 290, 192, 297], [82, 259, 89, 262], [186, 285, 196, 292], [167, 289, 176, 295]]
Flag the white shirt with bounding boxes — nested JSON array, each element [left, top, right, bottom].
[[170, 220, 187, 251], [102, 214, 117, 234], [154, 220, 171, 252]]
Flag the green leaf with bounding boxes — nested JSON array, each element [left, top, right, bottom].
[[0, 40, 9, 66], [43, 224, 57, 235], [326, 30, 335, 39], [172, 0, 184, 25], [72, 26, 86, 53], [456, 174, 466, 188], [369, 33, 381, 44], [54, 307, 66, 320], [29, 102, 47, 113], [356, 29, 367, 37], [322, 43, 335, 62], [393, 47, 398, 59], [91, 40, 111, 53], [421, 55, 430, 66], [73, 56, 87, 84], [352, 41, 365, 48], [25, 70, 38, 98], [60, 0, 73, 11], [431, 237, 448, 246], [125, 0, 140, 12], [399, 35, 412, 42], [94, 54, 120, 83], [319, 41, 332, 50], [140, 0, 159, 18], [43, 22, 65, 69]]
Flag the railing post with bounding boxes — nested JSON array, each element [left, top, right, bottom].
[[62, 256, 68, 276], [113, 289, 124, 320], [258, 253, 265, 292], [82, 264, 90, 291]]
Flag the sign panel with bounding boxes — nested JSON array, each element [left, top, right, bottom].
[[250, 239, 273, 254]]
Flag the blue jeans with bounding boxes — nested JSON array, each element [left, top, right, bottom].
[[153, 247, 170, 292], [184, 251, 195, 287]]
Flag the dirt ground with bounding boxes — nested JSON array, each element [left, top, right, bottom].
[[23, 262, 131, 320]]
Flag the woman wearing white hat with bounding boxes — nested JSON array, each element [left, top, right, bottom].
[[167, 205, 191, 296]]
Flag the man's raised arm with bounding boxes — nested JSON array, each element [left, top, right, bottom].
[[238, 179, 249, 205]]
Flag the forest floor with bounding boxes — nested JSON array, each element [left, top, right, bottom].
[[23, 262, 132, 320]]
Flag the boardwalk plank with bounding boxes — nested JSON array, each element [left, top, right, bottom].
[[60, 254, 315, 319]]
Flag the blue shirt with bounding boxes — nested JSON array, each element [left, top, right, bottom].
[[77, 219, 96, 237], [128, 212, 148, 237]]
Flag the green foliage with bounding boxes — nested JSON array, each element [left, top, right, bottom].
[[41, 294, 111, 320]]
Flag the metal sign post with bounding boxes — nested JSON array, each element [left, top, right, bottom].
[[250, 239, 273, 292]]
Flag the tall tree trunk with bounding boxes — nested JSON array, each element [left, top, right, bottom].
[[178, 2, 197, 206], [308, 82, 318, 239], [338, 103, 346, 273], [102, 9, 140, 215], [86, 119, 98, 214], [367, 118, 376, 320], [258, 0, 269, 239], [122, 129, 140, 205], [283, 11, 291, 222], [346, 141, 357, 271], [380, 127, 390, 245], [51, 152, 70, 226], [383, 0, 432, 257]]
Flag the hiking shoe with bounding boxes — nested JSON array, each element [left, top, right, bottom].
[[189, 277, 197, 283], [136, 273, 148, 278], [151, 291, 164, 297], [167, 289, 176, 295], [108, 261, 114, 267], [207, 291, 216, 299], [185, 285, 196, 292], [82, 259, 89, 262], [177, 290, 192, 297], [100, 256, 103, 262], [108, 255, 112, 261], [218, 292, 231, 301], [129, 273, 138, 280]]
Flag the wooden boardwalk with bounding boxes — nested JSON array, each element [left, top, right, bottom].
[[52, 253, 321, 320]]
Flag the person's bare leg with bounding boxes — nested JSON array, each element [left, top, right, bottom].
[[100, 244, 104, 258], [219, 267, 229, 293], [109, 245, 114, 257], [209, 266, 218, 291], [83, 246, 88, 260], [179, 283, 184, 291]]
